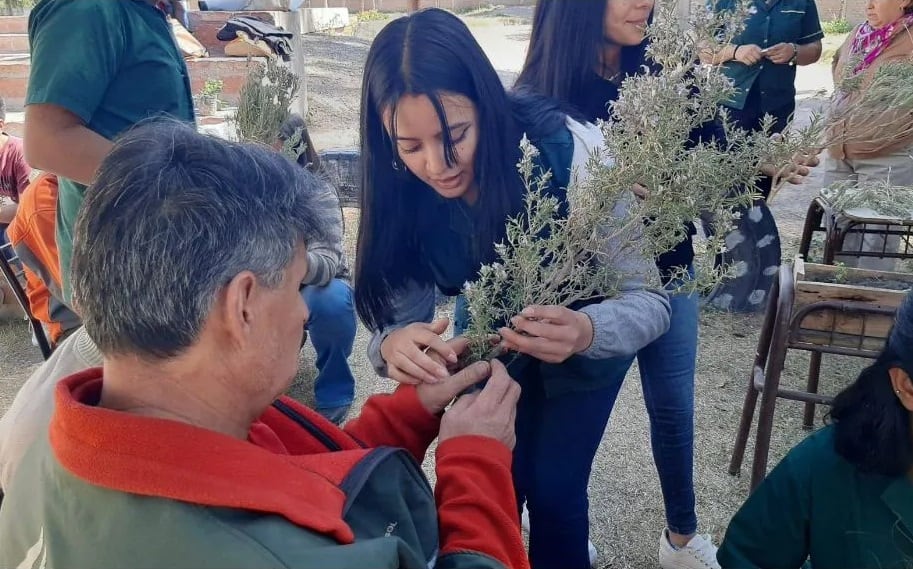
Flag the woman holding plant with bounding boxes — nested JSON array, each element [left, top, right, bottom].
[[825, 0, 913, 270], [354, 8, 671, 569], [515, 0, 819, 566], [515, 2, 722, 568]]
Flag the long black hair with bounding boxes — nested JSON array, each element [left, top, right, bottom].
[[515, 0, 650, 114], [354, 8, 563, 331], [829, 291, 913, 477]]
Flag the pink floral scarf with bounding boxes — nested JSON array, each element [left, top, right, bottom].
[[850, 14, 913, 73]]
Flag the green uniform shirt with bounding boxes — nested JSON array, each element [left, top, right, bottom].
[[26, 0, 195, 302], [714, 0, 824, 110], [718, 425, 913, 568]]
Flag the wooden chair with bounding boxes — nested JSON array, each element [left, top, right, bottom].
[[728, 263, 901, 492], [0, 240, 53, 360]]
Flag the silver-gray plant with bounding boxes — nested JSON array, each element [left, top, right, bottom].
[[461, 0, 821, 361]]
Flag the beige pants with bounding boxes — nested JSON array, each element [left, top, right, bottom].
[[824, 145, 913, 271]]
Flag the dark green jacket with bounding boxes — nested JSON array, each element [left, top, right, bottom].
[[719, 425, 913, 568]]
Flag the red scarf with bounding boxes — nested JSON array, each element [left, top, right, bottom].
[[850, 14, 913, 74]]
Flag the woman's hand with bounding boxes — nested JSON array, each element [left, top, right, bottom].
[[734, 44, 764, 66], [760, 152, 821, 185], [763, 42, 796, 65], [381, 318, 458, 385], [499, 305, 594, 364]]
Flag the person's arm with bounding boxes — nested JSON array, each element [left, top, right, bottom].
[[24, 106, 112, 186], [797, 0, 824, 65], [575, 121, 671, 358], [700, 43, 763, 66], [11, 140, 31, 198], [576, 201, 671, 359], [796, 40, 822, 66], [0, 201, 17, 224], [433, 362, 528, 569], [434, 437, 528, 569], [24, 0, 126, 184], [301, 181, 344, 287], [717, 444, 813, 568], [344, 360, 494, 463]]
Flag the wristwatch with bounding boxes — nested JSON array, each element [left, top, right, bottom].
[[789, 43, 799, 66]]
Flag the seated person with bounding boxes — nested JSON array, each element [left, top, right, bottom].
[[718, 290, 913, 569], [0, 95, 31, 272], [0, 327, 101, 493], [6, 173, 82, 346], [276, 114, 357, 425], [0, 121, 528, 569], [0, 95, 30, 226]]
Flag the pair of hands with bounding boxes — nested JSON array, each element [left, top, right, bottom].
[[381, 307, 593, 386], [416, 358, 521, 450], [734, 43, 796, 66]]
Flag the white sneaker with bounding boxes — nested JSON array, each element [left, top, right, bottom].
[[658, 529, 720, 569], [521, 505, 598, 567]]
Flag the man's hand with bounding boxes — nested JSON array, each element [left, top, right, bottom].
[[417, 359, 491, 415], [499, 305, 594, 364], [734, 44, 764, 66], [439, 361, 520, 450], [381, 318, 457, 385], [763, 42, 796, 65]]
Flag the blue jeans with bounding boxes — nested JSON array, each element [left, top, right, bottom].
[[514, 357, 633, 569], [636, 283, 699, 536], [301, 279, 356, 412], [453, 295, 633, 568]]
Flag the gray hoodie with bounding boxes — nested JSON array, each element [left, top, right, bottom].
[[303, 178, 349, 286]]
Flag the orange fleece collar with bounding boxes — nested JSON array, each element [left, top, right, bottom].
[[50, 369, 364, 543]]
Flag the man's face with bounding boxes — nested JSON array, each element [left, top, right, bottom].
[[226, 243, 310, 406]]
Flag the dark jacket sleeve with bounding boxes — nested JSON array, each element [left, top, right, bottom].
[[717, 444, 813, 568]]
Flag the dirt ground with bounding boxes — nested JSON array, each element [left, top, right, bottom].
[[0, 11, 867, 568]]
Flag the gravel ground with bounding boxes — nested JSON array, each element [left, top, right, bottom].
[[0, 14, 864, 568]]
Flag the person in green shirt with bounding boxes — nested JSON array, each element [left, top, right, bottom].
[[718, 290, 913, 569], [23, 0, 195, 303]]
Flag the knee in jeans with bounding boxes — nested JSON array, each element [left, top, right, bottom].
[[304, 281, 354, 320]]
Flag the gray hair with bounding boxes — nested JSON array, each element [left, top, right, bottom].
[[72, 120, 330, 359], [0, 96, 6, 122]]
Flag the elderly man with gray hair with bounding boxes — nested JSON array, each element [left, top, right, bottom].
[[0, 121, 528, 569]]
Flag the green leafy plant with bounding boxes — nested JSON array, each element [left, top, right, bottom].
[[231, 57, 300, 145], [822, 19, 853, 35]]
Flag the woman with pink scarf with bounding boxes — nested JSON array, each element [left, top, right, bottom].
[[826, 0, 913, 270]]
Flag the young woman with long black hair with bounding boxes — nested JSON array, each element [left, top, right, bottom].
[[354, 8, 671, 569]]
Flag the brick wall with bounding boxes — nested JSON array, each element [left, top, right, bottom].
[[814, 0, 865, 24]]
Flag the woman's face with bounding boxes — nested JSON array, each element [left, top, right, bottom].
[[384, 93, 479, 203], [604, 0, 655, 46], [867, 0, 912, 28]]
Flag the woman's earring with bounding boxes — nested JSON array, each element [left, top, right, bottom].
[[392, 158, 402, 171]]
